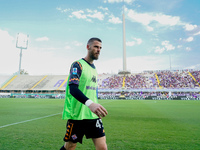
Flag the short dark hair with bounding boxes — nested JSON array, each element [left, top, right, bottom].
[[87, 37, 102, 45]]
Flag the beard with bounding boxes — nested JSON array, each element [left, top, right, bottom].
[[90, 52, 100, 60]]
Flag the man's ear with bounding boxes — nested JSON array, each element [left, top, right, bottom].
[[87, 44, 90, 50]]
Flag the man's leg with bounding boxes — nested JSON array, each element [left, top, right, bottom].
[[60, 141, 77, 150], [61, 119, 82, 150], [92, 136, 107, 150]]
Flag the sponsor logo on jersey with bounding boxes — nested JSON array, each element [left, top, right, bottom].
[[91, 75, 97, 83], [86, 86, 97, 90]]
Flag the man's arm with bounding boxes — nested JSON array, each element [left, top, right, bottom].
[[69, 84, 108, 118], [69, 84, 88, 104]]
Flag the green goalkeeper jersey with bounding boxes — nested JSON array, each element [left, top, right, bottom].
[[62, 59, 99, 120]]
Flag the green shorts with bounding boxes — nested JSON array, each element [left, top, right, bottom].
[[63, 118, 105, 144]]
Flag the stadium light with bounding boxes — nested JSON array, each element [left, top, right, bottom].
[[119, 0, 130, 74], [122, 0, 127, 72], [169, 54, 172, 71], [16, 33, 29, 75]]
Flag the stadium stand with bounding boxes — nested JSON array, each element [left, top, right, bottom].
[[1, 75, 68, 91], [0, 70, 200, 99], [30, 75, 68, 91], [0, 75, 13, 89]]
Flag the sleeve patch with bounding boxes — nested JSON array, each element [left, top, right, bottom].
[[72, 68, 77, 75]]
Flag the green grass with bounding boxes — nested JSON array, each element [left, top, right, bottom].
[[0, 98, 200, 150]]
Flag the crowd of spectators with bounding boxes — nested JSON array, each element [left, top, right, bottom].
[[156, 71, 196, 88], [125, 74, 149, 89], [98, 70, 200, 89], [100, 75, 124, 89], [99, 74, 151, 89]]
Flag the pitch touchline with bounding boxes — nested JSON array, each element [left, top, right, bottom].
[[0, 112, 62, 129]]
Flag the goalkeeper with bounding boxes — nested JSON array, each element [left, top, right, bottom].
[[60, 37, 108, 150]]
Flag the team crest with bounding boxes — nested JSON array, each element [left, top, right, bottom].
[[71, 134, 77, 140]]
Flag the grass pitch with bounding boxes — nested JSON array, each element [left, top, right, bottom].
[[0, 98, 200, 150]]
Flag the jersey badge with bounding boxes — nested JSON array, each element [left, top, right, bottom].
[[72, 68, 77, 75]]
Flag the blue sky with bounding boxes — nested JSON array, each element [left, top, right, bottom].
[[1, 0, 200, 75]]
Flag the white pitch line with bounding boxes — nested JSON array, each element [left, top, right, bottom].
[[0, 112, 62, 129], [0, 100, 114, 129]]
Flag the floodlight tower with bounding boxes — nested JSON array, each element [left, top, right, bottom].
[[119, 0, 130, 74], [169, 54, 172, 71], [16, 33, 29, 75], [122, 1, 127, 72]]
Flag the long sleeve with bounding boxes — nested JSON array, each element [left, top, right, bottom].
[[69, 84, 89, 104]]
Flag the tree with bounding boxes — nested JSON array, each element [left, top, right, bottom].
[[20, 69, 28, 75]]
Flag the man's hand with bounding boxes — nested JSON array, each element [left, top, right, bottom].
[[88, 103, 108, 119]]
